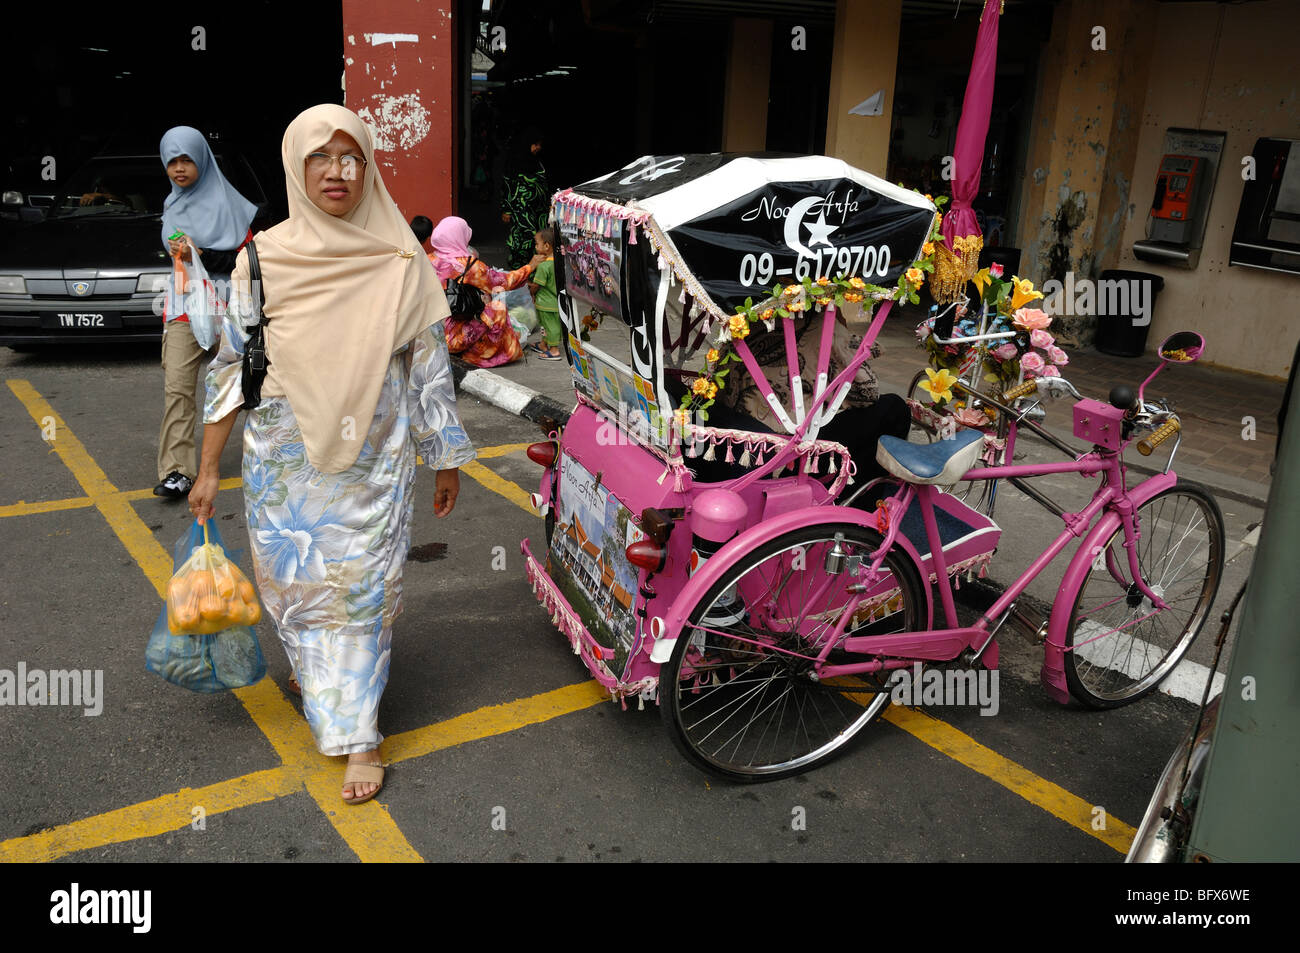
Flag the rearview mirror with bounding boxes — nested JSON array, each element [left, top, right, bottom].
[[1159, 331, 1204, 364]]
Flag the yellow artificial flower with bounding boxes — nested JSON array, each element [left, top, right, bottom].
[[673, 409, 690, 427], [815, 296, 832, 306], [905, 267, 925, 289], [729, 315, 750, 339], [782, 284, 801, 297], [706, 348, 720, 364], [691, 376, 711, 396], [848, 276, 865, 289], [922, 242, 935, 257], [788, 300, 805, 312], [816, 276, 830, 285], [917, 367, 958, 405], [761, 307, 775, 320], [1010, 276, 1044, 310], [704, 382, 718, 400], [972, 267, 991, 297]]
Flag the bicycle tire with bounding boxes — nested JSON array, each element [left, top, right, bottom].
[[1062, 482, 1225, 709], [660, 522, 927, 782]]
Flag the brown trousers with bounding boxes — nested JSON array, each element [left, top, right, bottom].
[[157, 320, 211, 482]]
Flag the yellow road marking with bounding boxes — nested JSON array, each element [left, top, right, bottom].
[[0, 767, 301, 864], [882, 704, 1137, 853], [0, 477, 244, 520], [384, 680, 608, 762], [6, 380, 429, 860], [475, 442, 531, 459], [461, 459, 536, 515], [1, 385, 1131, 859], [0, 681, 606, 863]]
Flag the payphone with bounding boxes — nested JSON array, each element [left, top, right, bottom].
[[1134, 130, 1225, 270], [1149, 154, 1208, 245]]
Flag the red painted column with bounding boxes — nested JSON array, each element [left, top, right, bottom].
[[340, 0, 457, 224]]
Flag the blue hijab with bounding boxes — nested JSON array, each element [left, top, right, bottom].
[[160, 127, 257, 252]]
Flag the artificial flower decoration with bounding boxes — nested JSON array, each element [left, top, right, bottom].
[[706, 348, 720, 365], [1029, 328, 1054, 349], [1009, 277, 1044, 310], [918, 367, 959, 405], [972, 267, 992, 298], [989, 262, 1004, 278], [728, 315, 750, 339], [905, 267, 925, 289], [1012, 307, 1052, 331]]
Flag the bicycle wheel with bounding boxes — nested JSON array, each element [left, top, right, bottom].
[[660, 523, 927, 782], [905, 371, 999, 514], [1063, 482, 1225, 708]]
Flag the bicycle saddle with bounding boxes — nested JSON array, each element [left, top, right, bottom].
[[876, 428, 984, 485]]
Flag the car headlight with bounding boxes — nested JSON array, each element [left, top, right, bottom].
[[0, 275, 26, 293], [137, 273, 170, 294]]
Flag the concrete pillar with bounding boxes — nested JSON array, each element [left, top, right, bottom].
[[722, 19, 773, 151], [1014, 0, 1155, 346], [341, 0, 457, 224], [824, 0, 902, 175]]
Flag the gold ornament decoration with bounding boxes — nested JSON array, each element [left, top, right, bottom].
[[931, 234, 984, 304]]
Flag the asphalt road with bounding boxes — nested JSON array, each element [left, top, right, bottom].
[[0, 341, 1258, 863]]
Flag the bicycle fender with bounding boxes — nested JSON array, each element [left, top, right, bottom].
[[1041, 471, 1179, 705], [653, 505, 932, 662]]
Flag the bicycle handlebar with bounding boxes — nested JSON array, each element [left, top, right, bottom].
[[1002, 380, 1038, 402], [1137, 418, 1180, 455]]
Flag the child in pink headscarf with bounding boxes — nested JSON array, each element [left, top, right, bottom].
[[430, 216, 540, 368]]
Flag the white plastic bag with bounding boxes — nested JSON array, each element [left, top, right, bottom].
[[176, 240, 222, 350], [494, 286, 538, 337]]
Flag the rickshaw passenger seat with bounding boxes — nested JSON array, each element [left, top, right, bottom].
[[876, 429, 984, 485]]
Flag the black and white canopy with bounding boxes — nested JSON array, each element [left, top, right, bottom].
[[556, 154, 937, 321]]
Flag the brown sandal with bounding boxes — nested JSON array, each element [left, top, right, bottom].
[[342, 761, 386, 805]]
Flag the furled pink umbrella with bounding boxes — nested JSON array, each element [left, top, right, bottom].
[[932, 0, 1002, 303]]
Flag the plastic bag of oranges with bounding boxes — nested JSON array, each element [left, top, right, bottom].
[[167, 521, 262, 634], [147, 520, 265, 692]]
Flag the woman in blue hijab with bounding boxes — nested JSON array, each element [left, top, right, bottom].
[[155, 126, 257, 499]]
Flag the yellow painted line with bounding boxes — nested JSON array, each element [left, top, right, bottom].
[[881, 704, 1137, 853], [8, 380, 173, 595], [0, 680, 607, 863], [7, 380, 425, 862], [461, 459, 536, 515], [475, 442, 531, 459], [0, 767, 300, 864], [384, 680, 609, 763], [0, 496, 96, 518], [0, 477, 244, 520]]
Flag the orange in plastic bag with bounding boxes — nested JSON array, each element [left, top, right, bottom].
[[166, 522, 263, 635]]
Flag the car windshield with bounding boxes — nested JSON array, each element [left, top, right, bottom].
[[51, 157, 166, 217]]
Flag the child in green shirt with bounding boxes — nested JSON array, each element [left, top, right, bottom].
[[527, 227, 562, 360]]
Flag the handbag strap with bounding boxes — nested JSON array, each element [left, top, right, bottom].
[[245, 240, 266, 327]]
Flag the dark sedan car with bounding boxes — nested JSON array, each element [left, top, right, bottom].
[[0, 149, 270, 347]]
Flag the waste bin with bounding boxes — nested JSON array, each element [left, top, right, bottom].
[[1094, 270, 1164, 357]]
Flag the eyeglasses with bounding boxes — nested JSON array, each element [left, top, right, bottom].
[[306, 152, 366, 178]]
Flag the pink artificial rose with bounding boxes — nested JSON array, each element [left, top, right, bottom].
[[1048, 344, 1069, 366], [1040, 363, 1061, 377], [953, 407, 990, 428], [1013, 308, 1052, 332], [1020, 351, 1045, 376], [989, 262, 1004, 278], [992, 342, 1019, 361], [1029, 328, 1055, 349]]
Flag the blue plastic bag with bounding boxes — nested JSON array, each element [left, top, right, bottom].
[[146, 520, 266, 692]]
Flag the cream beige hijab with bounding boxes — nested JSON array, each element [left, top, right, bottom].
[[230, 103, 449, 473]]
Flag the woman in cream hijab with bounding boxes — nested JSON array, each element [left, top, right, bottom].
[[189, 104, 476, 804]]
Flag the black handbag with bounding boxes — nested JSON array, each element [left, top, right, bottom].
[[240, 240, 269, 411], [444, 256, 486, 318]]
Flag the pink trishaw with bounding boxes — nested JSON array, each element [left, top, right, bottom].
[[520, 155, 1224, 781]]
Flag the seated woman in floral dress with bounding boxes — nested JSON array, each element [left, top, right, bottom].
[[430, 216, 540, 368]]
